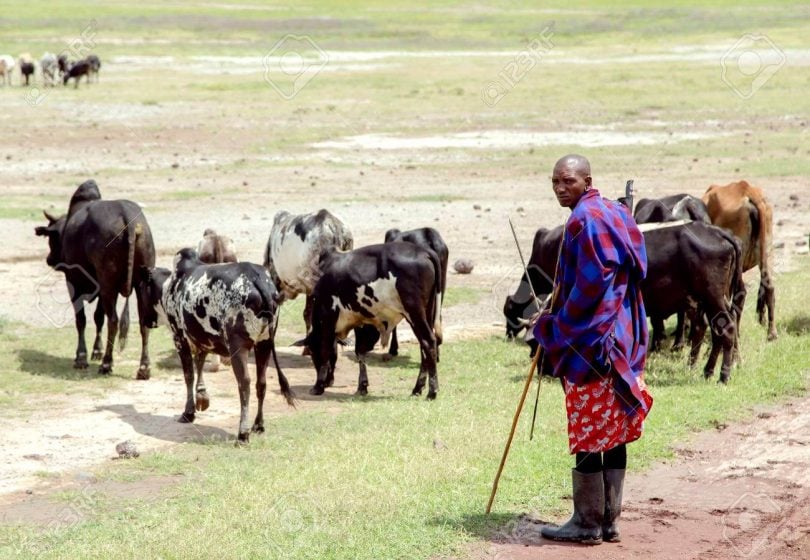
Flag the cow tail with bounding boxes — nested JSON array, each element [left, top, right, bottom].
[[427, 250, 443, 345], [717, 227, 745, 323], [119, 220, 138, 352], [751, 193, 771, 319], [271, 339, 296, 408]]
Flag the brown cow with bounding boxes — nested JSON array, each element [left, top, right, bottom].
[[197, 229, 237, 265], [702, 180, 776, 340]]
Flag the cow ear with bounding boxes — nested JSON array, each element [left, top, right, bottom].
[[35, 226, 49, 237]]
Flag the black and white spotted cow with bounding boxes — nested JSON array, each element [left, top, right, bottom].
[[382, 227, 448, 359], [299, 242, 443, 399], [263, 209, 354, 340], [136, 249, 295, 443]]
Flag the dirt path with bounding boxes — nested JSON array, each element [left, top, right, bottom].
[[474, 394, 810, 560]]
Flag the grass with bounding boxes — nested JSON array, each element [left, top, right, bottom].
[[0, 262, 807, 559]]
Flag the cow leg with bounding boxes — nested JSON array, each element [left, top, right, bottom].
[[99, 292, 118, 375], [650, 317, 665, 352], [717, 313, 736, 384], [672, 311, 686, 351], [91, 302, 104, 361], [388, 327, 399, 358], [194, 352, 209, 411], [409, 314, 438, 400], [73, 304, 89, 369], [253, 341, 271, 433], [302, 295, 314, 356], [688, 312, 707, 369], [229, 346, 252, 443], [760, 276, 777, 341], [177, 342, 196, 423], [355, 327, 377, 396], [309, 364, 330, 395], [136, 324, 152, 380]]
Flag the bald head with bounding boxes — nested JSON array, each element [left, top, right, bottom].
[[553, 154, 591, 177], [551, 154, 593, 209]]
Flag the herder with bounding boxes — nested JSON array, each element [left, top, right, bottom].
[[533, 154, 653, 545]]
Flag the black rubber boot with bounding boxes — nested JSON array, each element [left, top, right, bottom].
[[541, 469, 604, 545], [602, 469, 625, 542]]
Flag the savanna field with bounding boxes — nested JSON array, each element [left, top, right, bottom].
[[0, 1, 809, 558]]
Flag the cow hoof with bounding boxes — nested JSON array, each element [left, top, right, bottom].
[[91, 349, 103, 361], [426, 391, 437, 400], [195, 391, 210, 412], [411, 388, 423, 397], [719, 376, 729, 385], [309, 385, 325, 396], [251, 423, 264, 434], [136, 366, 151, 380], [767, 332, 778, 342], [381, 353, 394, 363], [325, 377, 335, 388], [98, 363, 112, 375], [178, 412, 195, 423], [356, 387, 368, 396], [74, 357, 89, 369], [237, 432, 250, 444]]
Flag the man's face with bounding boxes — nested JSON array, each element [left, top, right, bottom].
[[551, 164, 591, 208]]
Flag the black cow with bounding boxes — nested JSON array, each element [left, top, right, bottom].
[[20, 61, 34, 86], [634, 194, 711, 225], [63, 60, 90, 88], [35, 180, 156, 378], [299, 242, 442, 399], [136, 249, 295, 443], [382, 227, 448, 358], [86, 54, 101, 82], [503, 226, 561, 339], [505, 222, 745, 382]]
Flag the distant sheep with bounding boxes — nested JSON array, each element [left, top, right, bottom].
[[41, 52, 57, 86], [0, 54, 14, 86]]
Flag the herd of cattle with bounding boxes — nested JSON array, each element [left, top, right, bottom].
[[505, 180, 775, 385], [35, 178, 773, 441], [0, 52, 101, 87]]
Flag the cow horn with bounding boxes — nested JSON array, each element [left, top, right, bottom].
[[43, 210, 58, 223], [516, 317, 533, 327]]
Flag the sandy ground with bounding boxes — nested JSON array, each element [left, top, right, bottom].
[[472, 396, 810, 560]]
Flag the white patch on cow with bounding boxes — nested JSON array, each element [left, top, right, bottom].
[[162, 271, 275, 351], [332, 273, 408, 339]]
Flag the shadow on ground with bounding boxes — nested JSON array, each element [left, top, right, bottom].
[[97, 403, 232, 443]]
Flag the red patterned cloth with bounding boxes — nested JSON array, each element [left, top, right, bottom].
[[564, 373, 653, 454]]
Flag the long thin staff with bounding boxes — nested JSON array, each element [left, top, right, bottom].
[[486, 221, 553, 514]]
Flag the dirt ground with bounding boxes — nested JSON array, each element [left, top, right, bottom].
[[1, 53, 809, 556], [472, 395, 810, 560]]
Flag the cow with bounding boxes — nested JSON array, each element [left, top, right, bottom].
[[634, 194, 711, 225], [0, 54, 14, 86], [506, 221, 745, 382], [41, 52, 57, 86], [197, 228, 237, 371], [85, 54, 101, 82], [18, 54, 34, 86], [298, 242, 442, 399], [35, 180, 156, 378], [263, 209, 353, 341], [702, 180, 776, 340], [503, 226, 560, 339], [63, 60, 90, 88], [382, 227, 448, 358], [57, 54, 70, 78], [136, 249, 295, 442], [198, 229, 237, 265], [633, 194, 712, 348]]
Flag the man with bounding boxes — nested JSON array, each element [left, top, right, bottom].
[[533, 154, 653, 545]]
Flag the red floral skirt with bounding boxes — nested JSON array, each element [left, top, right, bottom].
[[564, 374, 653, 454]]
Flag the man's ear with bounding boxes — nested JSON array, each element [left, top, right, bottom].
[[35, 226, 49, 237], [585, 175, 593, 188]]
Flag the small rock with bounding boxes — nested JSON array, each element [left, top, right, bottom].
[[473, 204, 482, 211], [23, 454, 47, 461], [171, 162, 179, 169], [795, 239, 808, 247], [789, 194, 799, 201], [311, 181, 316, 186], [242, 181, 248, 186], [484, 207, 491, 212], [115, 441, 140, 459], [516, 206, 525, 213], [433, 439, 447, 450], [453, 259, 475, 274], [774, 241, 785, 249], [242, 214, 250, 220]]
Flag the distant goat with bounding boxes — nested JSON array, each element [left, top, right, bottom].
[[19, 53, 34, 86], [41, 52, 57, 86], [63, 59, 90, 88], [0, 54, 14, 86]]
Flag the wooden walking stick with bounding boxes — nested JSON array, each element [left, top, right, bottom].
[[486, 219, 555, 514]]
